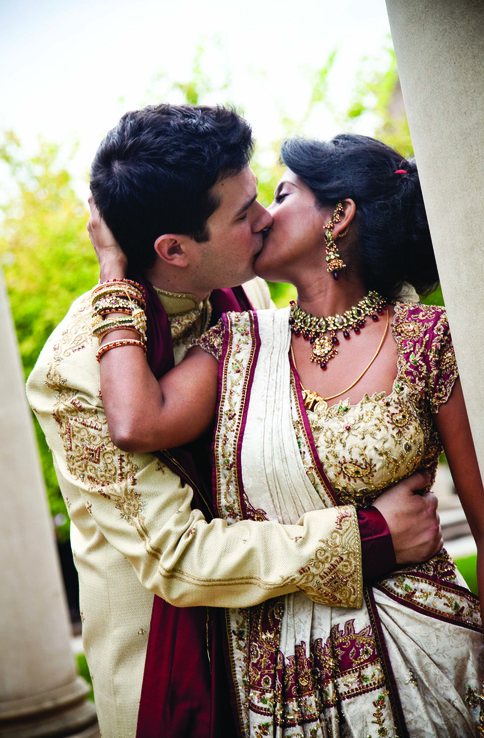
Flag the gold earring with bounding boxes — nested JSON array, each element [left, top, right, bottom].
[[324, 203, 346, 280]]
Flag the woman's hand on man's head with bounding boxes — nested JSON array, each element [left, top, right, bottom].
[[87, 195, 128, 281]]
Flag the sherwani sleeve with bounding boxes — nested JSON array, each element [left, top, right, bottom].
[[27, 292, 363, 610]]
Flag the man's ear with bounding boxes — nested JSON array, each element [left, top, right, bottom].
[[154, 234, 190, 268]]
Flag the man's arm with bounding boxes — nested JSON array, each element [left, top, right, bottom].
[[26, 322, 359, 608]]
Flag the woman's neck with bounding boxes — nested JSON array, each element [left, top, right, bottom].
[[295, 274, 368, 318]]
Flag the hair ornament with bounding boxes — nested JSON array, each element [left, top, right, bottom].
[[394, 169, 408, 174]]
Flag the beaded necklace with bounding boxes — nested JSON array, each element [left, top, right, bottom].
[[289, 290, 388, 369]]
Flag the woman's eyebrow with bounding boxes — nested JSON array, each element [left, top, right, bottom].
[[274, 180, 293, 197]]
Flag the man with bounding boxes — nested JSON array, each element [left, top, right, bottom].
[[27, 104, 442, 737]]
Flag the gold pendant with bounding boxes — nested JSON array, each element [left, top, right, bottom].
[[311, 333, 338, 367]]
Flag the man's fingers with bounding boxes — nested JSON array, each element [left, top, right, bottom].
[[404, 470, 431, 494]]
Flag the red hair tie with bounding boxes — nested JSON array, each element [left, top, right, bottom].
[[394, 169, 407, 174]]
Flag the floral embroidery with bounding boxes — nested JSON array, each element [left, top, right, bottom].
[[195, 319, 225, 361], [376, 552, 482, 631], [43, 295, 166, 557], [242, 609, 388, 735], [371, 691, 390, 735], [285, 509, 362, 608], [213, 312, 258, 524]]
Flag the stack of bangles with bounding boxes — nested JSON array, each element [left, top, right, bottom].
[[92, 278, 148, 362]]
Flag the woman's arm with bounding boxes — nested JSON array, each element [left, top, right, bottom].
[[100, 343, 218, 452], [87, 196, 219, 452], [434, 378, 484, 618]]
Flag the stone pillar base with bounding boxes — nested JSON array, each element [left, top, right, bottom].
[[0, 677, 99, 737]]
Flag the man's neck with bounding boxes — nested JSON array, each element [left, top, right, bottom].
[[143, 264, 210, 302]]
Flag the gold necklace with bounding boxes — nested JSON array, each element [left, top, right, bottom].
[[291, 309, 389, 405], [289, 290, 388, 369]]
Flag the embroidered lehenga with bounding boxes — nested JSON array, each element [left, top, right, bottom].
[[198, 302, 484, 738]]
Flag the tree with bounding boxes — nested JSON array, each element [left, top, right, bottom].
[[0, 131, 98, 539]]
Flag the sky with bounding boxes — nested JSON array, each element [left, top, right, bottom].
[[0, 0, 392, 198]]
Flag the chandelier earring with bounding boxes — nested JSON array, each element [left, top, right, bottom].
[[324, 202, 346, 280]]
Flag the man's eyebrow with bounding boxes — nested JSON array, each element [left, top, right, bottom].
[[235, 193, 257, 218]]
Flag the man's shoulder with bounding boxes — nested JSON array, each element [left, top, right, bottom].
[[39, 289, 93, 344], [27, 288, 98, 398]]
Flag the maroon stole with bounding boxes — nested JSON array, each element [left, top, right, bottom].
[[136, 280, 252, 738]]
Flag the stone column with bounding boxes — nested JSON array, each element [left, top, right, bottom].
[[0, 268, 99, 736], [385, 0, 484, 475]]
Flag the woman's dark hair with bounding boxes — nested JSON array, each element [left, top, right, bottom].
[[90, 104, 253, 272], [280, 134, 439, 299]]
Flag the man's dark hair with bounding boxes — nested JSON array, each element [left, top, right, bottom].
[[90, 104, 254, 271]]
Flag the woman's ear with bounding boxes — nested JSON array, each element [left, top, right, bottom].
[[154, 234, 189, 268], [333, 198, 356, 238]]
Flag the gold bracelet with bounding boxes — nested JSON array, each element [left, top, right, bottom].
[[92, 280, 146, 310], [93, 297, 137, 316], [96, 338, 147, 362], [92, 277, 145, 297], [93, 308, 147, 341], [93, 315, 134, 334], [96, 324, 145, 341]]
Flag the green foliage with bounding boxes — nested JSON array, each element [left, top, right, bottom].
[[0, 132, 98, 540], [455, 554, 478, 595], [142, 39, 233, 109], [346, 45, 413, 157], [421, 284, 444, 308], [76, 652, 94, 701]]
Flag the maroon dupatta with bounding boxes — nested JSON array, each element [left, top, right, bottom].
[[136, 280, 252, 738]]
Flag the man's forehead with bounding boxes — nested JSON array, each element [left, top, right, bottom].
[[215, 167, 256, 199]]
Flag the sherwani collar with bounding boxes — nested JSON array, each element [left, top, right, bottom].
[[152, 286, 212, 343]]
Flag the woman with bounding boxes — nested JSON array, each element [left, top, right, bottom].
[[93, 134, 484, 736]]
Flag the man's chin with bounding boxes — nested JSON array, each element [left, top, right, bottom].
[[253, 251, 268, 279]]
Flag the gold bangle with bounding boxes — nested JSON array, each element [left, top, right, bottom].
[[96, 325, 144, 341], [92, 277, 145, 296], [96, 338, 147, 362], [92, 280, 146, 310], [93, 310, 147, 341]]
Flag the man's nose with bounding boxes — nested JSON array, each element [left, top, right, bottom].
[[254, 202, 273, 232]]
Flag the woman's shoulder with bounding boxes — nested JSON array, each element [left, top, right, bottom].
[[394, 300, 447, 321], [393, 301, 449, 342], [393, 302, 457, 410], [393, 301, 454, 370]]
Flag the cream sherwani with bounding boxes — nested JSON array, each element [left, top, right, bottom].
[[26, 279, 362, 737]]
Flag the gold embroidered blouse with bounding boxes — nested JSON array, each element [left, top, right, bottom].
[[198, 303, 458, 509]]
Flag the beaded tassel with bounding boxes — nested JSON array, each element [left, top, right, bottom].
[[324, 203, 346, 279]]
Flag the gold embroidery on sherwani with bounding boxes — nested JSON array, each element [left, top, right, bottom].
[[284, 508, 362, 606], [153, 286, 212, 363], [45, 292, 164, 558]]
